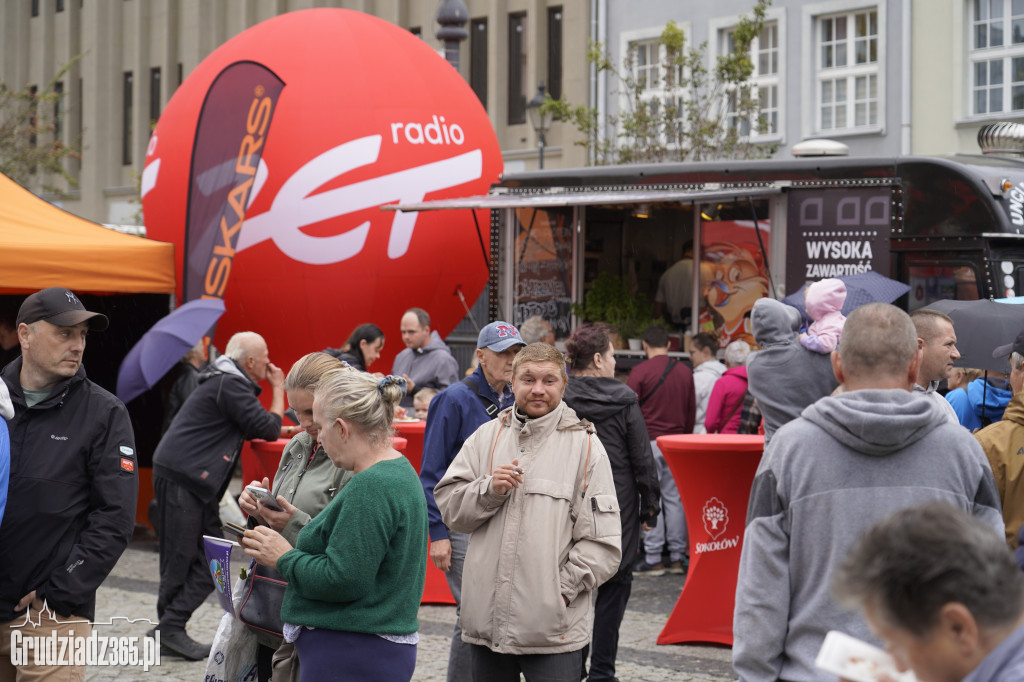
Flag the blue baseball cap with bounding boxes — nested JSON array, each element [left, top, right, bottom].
[[477, 321, 525, 352]]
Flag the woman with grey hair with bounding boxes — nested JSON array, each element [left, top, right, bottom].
[[518, 315, 555, 345], [704, 340, 753, 434]]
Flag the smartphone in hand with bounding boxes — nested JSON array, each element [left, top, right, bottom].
[[245, 485, 285, 512], [222, 521, 248, 538]]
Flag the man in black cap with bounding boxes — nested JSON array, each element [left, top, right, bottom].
[[0, 287, 138, 680]]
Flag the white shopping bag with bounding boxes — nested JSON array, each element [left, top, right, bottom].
[[204, 576, 257, 682]]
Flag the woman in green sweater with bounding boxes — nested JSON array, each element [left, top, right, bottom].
[[241, 369, 428, 682], [238, 352, 353, 680]]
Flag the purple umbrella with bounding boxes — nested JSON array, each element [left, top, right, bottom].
[[782, 271, 911, 318], [116, 298, 225, 403]]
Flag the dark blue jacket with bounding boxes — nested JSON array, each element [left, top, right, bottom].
[[419, 365, 513, 541], [153, 355, 281, 503]]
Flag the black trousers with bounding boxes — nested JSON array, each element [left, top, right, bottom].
[[584, 572, 633, 682], [471, 645, 583, 682], [154, 475, 221, 633]]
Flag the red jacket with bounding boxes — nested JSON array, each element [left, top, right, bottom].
[[704, 366, 748, 434]]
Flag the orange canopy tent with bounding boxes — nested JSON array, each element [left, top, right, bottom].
[[0, 173, 177, 531], [0, 172, 175, 294]]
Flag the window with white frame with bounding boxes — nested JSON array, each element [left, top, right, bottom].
[[814, 8, 879, 131], [629, 38, 685, 138], [721, 22, 782, 138], [969, 0, 1024, 116]]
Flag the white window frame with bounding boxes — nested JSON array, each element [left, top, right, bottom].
[[801, 0, 887, 139], [964, 0, 1024, 120], [617, 24, 691, 149], [709, 7, 787, 144]]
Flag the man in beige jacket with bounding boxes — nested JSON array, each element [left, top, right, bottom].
[[976, 329, 1024, 548], [435, 342, 621, 681]]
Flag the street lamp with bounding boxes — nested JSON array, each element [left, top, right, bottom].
[[435, 0, 469, 70], [526, 82, 552, 169]]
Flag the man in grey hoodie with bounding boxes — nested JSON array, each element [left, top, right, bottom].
[[733, 303, 1003, 682], [393, 307, 460, 409], [747, 298, 838, 443]]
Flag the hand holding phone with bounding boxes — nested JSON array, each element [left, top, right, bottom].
[[246, 485, 285, 512]]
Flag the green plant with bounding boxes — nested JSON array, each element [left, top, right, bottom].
[[0, 56, 82, 195], [542, 0, 775, 165], [625, 314, 672, 342], [572, 272, 655, 339]]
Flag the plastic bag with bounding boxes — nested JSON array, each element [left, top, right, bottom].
[[220, 489, 247, 528], [204, 576, 257, 682]]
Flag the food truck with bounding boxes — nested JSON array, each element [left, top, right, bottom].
[[390, 138, 1024, 348]]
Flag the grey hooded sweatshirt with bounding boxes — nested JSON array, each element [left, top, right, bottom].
[[392, 330, 460, 408], [733, 389, 1003, 682], [692, 360, 726, 435], [747, 298, 839, 443]]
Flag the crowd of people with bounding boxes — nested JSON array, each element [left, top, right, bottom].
[[5, 285, 1024, 682]]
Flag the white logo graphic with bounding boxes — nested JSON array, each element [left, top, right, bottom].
[[234, 134, 482, 263], [9, 602, 160, 671], [119, 446, 134, 456], [143, 127, 484, 265], [702, 497, 730, 541], [64, 291, 78, 305]]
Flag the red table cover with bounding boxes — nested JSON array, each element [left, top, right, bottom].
[[655, 434, 764, 646]]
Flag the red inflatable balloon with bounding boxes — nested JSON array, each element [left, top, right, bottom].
[[142, 8, 501, 373]]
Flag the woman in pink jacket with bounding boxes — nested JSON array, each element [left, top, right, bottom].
[[704, 340, 752, 434]]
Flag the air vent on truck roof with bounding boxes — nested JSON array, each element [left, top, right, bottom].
[[978, 121, 1024, 156], [791, 139, 850, 157]]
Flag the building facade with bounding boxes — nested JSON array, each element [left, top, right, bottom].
[[603, 0, 911, 158], [0, 0, 589, 226], [910, 0, 1024, 155]]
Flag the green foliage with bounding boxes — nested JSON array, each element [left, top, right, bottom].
[[0, 58, 81, 194], [571, 272, 656, 339], [542, 0, 776, 165]]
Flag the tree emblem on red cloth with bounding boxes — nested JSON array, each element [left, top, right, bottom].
[[703, 497, 729, 540]]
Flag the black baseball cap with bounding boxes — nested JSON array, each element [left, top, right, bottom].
[[992, 329, 1024, 359], [16, 287, 109, 331]]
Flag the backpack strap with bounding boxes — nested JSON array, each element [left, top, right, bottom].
[[639, 358, 678, 407], [462, 375, 500, 418]]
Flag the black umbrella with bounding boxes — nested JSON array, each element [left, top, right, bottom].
[[926, 299, 1024, 373]]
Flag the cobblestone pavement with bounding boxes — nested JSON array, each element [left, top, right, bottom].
[[83, 532, 735, 681]]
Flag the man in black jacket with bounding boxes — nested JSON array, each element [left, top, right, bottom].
[[0, 287, 138, 680], [152, 331, 284, 660]]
